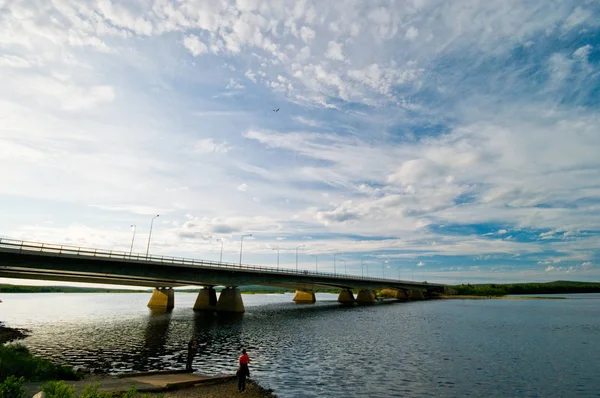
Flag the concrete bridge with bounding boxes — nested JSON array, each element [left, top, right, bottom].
[[0, 238, 446, 313]]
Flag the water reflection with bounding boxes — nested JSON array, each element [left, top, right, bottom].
[[4, 293, 600, 398]]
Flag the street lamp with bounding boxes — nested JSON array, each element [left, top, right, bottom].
[[333, 253, 341, 274], [311, 254, 318, 272], [239, 234, 252, 266], [146, 215, 159, 257], [382, 260, 389, 278], [341, 259, 347, 275], [216, 238, 224, 263], [273, 247, 280, 269], [295, 244, 305, 271], [129, 224, 136, 255]]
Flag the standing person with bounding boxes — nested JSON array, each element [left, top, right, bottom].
[[186, 335, 198, 372], [237, 348, 250, 393]]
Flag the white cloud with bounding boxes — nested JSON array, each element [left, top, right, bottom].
[[184, 35, 208, 56], [237, 183, 248, 192], [417, 261, 424, 266], [325, 41, 344, 61], [194, 139, 231, 154], [300, 26, 316, 43], [573, 45, 592, 62], [405, 26, 419, 40]]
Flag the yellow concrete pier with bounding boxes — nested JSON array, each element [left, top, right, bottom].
[[337, 289, 355, 304], [395, 290, 409, 300], [293, 290, 316, 303], [193, 287, 218, 311], [410, 290, 425, 300], [147, 287, 174, 310], [356, 289, 376, 304], [216, 287, 245, 313]]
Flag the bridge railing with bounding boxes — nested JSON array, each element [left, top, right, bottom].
[[0, 237, 440, 286]]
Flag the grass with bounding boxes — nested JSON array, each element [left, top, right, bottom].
[[0, 344, 80, 383]]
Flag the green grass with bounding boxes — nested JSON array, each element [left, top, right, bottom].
[[0, 344, 80, 383]]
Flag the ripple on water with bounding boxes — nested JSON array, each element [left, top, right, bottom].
[[3, 293, 600, 397]]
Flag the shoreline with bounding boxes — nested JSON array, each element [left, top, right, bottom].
[[0, 321, 30, 343], [440, 295, 567, 300]]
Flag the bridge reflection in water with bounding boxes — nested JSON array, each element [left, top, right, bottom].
[[0, 238, 446, 312]]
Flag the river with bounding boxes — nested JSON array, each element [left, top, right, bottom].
[[2, 292, 600, 397]]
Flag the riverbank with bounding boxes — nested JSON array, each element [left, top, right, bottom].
[[22, 372, 276, 398], [2, 320, 277, 397], [440, 295, 567, 300]]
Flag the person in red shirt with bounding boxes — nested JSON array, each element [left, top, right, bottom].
[[237, 349, 250, 392]]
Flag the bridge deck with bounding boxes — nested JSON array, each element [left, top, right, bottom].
[[0, 238, 444, 291]]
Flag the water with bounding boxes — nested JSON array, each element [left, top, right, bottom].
[[2, 292, 600, 397]]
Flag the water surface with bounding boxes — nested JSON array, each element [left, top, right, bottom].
[[2, 293, 599, 397]]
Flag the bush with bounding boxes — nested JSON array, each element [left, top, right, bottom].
[[78, 384, 113, 398], [42, 381, 76, 398], [0, 375, 26, 398], [0, 344, 79, 382]]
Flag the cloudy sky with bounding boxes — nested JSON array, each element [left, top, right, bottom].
[[1, 0, 599, 286]]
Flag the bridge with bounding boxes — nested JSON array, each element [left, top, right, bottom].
[[0, 238, 446, 313]]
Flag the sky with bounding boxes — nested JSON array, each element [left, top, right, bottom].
[[1, 0, 600, 288]]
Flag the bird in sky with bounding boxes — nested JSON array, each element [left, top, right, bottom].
[[273, 108, 279, 112]]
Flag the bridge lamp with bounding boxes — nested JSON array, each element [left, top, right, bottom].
[[333, 253, 342, 275], [130, 225, 136, 255], [341, 259, 347, 275], [146, 215, 159, 257], [311, 254, 318, 272], [216, 238, 224, 263], [273, 247, 280, 269], [295, 244, 305, 271], [239, 234, 252, 266]]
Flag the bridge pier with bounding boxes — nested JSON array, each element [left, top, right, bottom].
[[147, 287, 174, 310], [337, 289, 355, 304], [193, 287, 218, 311], [216, 287, 245, 313], [356, 289, 376, 304], [410, 290, 425, 300], [293, 290, 316, 303], [394, 290, 409, 300]]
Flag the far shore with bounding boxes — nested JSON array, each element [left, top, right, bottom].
[[439, 295, 567, 300]]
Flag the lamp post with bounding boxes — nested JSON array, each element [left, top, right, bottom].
[[146, 215, 159, 257], [129, 224, 136, 255], [239, 234, 252, 266], [295, 244, 305, 271], [273, 247, 280, 269], [341, 259, 347, 275], [333, 253, 341, 274], [311, 254, 318, 272], [361, 258, 365, 278], [216, 238, 224, 263], [382, 260, 388, 278]]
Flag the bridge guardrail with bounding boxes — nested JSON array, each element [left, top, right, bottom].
[[0, 237, 442, 286]]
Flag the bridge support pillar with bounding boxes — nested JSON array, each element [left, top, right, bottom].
[[337, 289, 355, 304], [193, 287, 217, 311], [410, 290, 425, 300], [356, 289, 376, 304], [216, 287, 245, 313], [293, 290, 316, 303], [395, 290, 409, 300], [147, 287, 174, 310]]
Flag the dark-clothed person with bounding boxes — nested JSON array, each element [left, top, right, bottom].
[[186, 335, 198, 371], [237, 349, 250, 392]]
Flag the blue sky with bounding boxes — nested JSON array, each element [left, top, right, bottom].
[[1, 0, 599, 287]]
